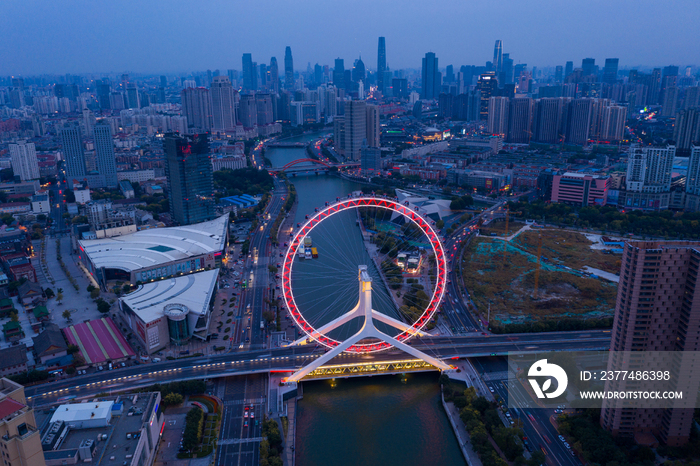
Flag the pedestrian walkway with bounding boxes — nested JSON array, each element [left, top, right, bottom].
[[283, 399, 297, 466], [442, 392, 483, 466]]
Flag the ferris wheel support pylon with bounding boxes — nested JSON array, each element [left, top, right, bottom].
[[284, 266, 451, 383]]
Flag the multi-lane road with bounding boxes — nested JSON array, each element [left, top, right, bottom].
[[472, 357, 580, 466], [26, 330, 610, 406]]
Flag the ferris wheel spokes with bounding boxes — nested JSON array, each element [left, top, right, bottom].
[[285, 265, 451, 383]]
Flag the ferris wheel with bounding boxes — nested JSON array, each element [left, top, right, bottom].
[[280, 195, 452, 382]]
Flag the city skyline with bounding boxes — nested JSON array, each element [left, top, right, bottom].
[[2, 0, 700, 75]]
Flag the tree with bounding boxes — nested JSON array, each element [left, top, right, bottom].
[[67, 344, 79, 354], [57, 288, 63, 294], [65, 365, 76, 375], [268, 265, 278, 275], [56, 292, 64, 303], [44, 288, 55, 299], [87, 285, 96, 292], [436, 219, 445, 229], [10, 311, 18, 322], [163, 393, 183, 406], [90, 289, 100, 300], [122, 284, 131, 294], [62, 309, 72, 320], [96, 299, 110, 314]]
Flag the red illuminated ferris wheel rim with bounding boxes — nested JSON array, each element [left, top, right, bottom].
[[281, 196, 447, 353]]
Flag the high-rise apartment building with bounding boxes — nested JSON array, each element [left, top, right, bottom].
[[601, 241, 700, 446], [284, 47, 294, 90], [555, 66, 563, 83], [507, 97, 534, 143], [210, 76, 236, 132], [565, 98, 593, 145], [93, 122, 118, 188], [599, 105, 627, 142], [493, 40, 503, 74], [487, 96, 509, 136], [164, 133, 214, 225], [9, 141, 40, 181], [377, 37, 387, 93], [0, 378, 46, 466], [421, 52, 440, 100], [532, 97, 568, 143], [661, 86, 679, 117], [126, 83, 139, 109], [180, 87, 212, 132], [624, 144, 675, 210], [674, 109, 700, 153], [60, 123, 87, 181], [238, 94, 258, 128]]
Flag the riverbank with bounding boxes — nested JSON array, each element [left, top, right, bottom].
[[442, 387, 483, 466]]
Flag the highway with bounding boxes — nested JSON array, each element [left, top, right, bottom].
[[25, 330, 610, 406]]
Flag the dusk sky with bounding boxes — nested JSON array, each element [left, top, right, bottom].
[[2, 0, 699, 75]]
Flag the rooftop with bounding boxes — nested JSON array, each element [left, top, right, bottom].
[[78, 214, 229, 272], [0, 398, 25, 421], [50, 401, 114, 424], [120, 268, 220, 324]]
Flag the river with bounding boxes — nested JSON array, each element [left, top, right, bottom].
[[266, 140, 465, 466]]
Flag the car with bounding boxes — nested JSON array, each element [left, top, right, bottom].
[[564, 442, 570, 449], [250, 412, 255, 419], [120, 362, 126, 368], [489, 387, 494, 393], [554, 409, 563, 414], [558, 435, 565, 442], [244, 411, 248, 418]]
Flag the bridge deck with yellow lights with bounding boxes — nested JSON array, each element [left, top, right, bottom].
[[300, 359, 445, 380]]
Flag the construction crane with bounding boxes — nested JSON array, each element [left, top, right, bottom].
[[502, 205, 522, 263], [533, 234, 543, 299]]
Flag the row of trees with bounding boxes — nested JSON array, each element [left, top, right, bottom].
[[443, 381, 543, 466], [259, 417, 283, 466], [510, 200, 700, 239], [182, 407, 205, 452], [214, 167, 274, 199]]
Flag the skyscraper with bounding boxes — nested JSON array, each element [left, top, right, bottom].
[[9, 140, 40, 181], [242, 53, 257, 91], [564, 61, 574, 80], [256, 93, 274, 125], [210, 76, 236, 132], [284, 47, 294, 90], [602, 58, 619, 84], [180, 87, 212, 132], [500, 53, 514, 85], [582, 58, 596, 77], [601, 240, 700, 446], [365, 104, 380, 147], [164, 133, 215, 225], [554, 66, 563, 83], [487, 97, 509, 135], [377, 37, 387, 93], [60, 123, 87, 181], [421, 52, 440, 100], [624, 144, 675, 209], [93, 122, 118, 188], [269, 57, 280, 94], [333, 59, 345, 88], [96, 79, 111, 109], [239, 94, 258, 128], [352, 57, 366, 85], [493, 40, 503, 73], [334, 100, 367, 160], [533, 97, 568, 143]]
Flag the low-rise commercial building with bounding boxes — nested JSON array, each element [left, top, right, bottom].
[[78, 214, 229, 287], [551, 172, 609, 207]]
